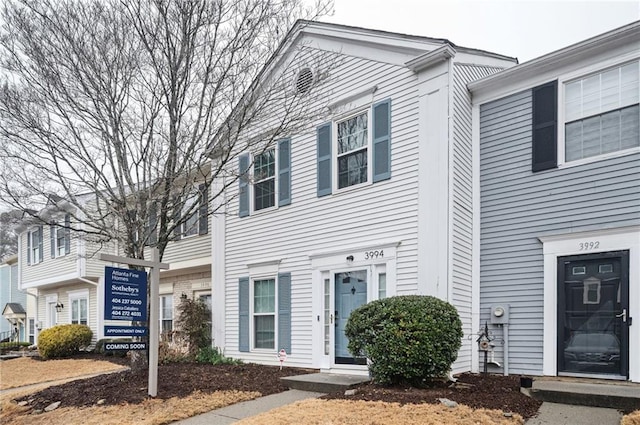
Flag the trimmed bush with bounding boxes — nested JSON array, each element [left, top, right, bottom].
[[345, 295, 463, 386], [38, 324, 93, 359]]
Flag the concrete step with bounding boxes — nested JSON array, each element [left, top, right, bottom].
[[281, 373, 370, 393], [530, 378, 640, 411]]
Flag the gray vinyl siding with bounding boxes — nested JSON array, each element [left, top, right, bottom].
[[451, 63, 506, 372], [479, 89, 640, 375]]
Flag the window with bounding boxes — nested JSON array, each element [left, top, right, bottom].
[[253, 278, 275, 349], [378, 272, 387, 299], [175, 185, 208, 238], [28, 318, 35, 344], [337, 112, 369, 189], [181, 192, 199, 238], [71, 297, 88, 325], [564, 61, 639, 162], [254, 149, 276, 211], [238, 139, 291, 217], [238, 272, 291, 353], [28, 227, 43, 265], [160, 295, 173, 334], [316, 99, 391, 196], [55, 226, 65, 256]]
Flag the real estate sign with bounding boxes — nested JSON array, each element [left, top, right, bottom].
[[104, 266, 148, 321]]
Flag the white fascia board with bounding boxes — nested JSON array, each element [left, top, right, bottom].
[[469, 21, 640, 104], [21, 272, 78, 289], [406, 45, 456, 73]]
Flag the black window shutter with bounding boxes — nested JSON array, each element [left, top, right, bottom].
[[277, 272, 291, 354], [532, 81, 558, 172], [198, 184, 208, 235], [171, 196, 181, 240]]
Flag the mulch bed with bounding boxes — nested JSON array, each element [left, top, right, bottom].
[[15, 354, 541, 419], [323, 373, 542, 419]]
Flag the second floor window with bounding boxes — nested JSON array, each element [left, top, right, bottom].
[[55, 226, 65, 256], [28, 227, 43, 265], [564, 61, 639, 162], [254, 148, 276, 211], [181, 193, 199, 238], [337, 111, 369, 189]]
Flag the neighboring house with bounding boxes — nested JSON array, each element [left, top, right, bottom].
[[210, 21, 516, 375], [469, 21, 639, 382], [16, 192, 212, 345], [0, 255, 29, 342]]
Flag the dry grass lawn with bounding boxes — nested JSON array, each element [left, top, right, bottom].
[[1, 390, 260, 425], [622, 410, 640, 425], [0, 357, 126, 390], [236, 398, 525, 425]]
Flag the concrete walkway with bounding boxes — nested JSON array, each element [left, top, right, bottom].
[[173, 389, 325, 425], [525, 402, 622, 425]]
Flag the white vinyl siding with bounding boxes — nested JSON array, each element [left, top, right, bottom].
[[224, 54, 421, 367], [452, 63, 506, 373]]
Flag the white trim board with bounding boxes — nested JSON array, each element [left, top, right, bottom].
[[539, 226, 640, 382]]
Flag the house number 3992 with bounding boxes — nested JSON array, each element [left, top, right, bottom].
[[364, 250, 384, 259], [579, 241, 600, 251]]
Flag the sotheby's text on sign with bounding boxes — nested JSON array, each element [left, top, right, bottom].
[[104, 266, 148, 321]]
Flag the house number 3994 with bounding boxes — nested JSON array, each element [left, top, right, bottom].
[[579, 241, 600, 251], [364, 250, 384, 259]]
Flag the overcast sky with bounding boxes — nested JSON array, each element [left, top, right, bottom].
[[323, 0, 639, 63]]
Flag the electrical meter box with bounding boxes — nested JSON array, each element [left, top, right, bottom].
[[490, 305, 509, 325]]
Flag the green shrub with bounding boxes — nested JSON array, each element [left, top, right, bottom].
[[0, 341, 31, 352], [345, 295, 463, 386], [37, 324, 93, 359], [196, 346, 243, 365]]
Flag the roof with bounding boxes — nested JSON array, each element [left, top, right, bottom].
[[468, 20, 640, 100], [207, 19, 517, 155], [2, 302, 26, 316]]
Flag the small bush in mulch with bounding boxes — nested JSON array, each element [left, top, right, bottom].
[[345, 295, 463, 385]]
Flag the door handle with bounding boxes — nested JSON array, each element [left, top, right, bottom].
[[616, 309, 627, 323]]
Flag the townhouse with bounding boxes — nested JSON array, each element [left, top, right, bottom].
[[16, 192, 212, 344], [469, 21, 639, 382], [210, 21, 516, 374]]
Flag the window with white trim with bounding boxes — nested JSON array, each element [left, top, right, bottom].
[[28, 227, 42, 264], [337, 111, 369, 189], [253, 278, 276, 349], [564, 60, 639, 162], [160, 295, 173, 334], [54, 225, 66, 256], [181, 192, 199, 238], [238, 139, 291, 217], [71, 297, 88, 325], [253, 148, 276, 211]]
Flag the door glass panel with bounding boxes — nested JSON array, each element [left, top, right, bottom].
[[560, 256, 623, 375], [334, 270, 367, 365], [324, 278, 330, 355]]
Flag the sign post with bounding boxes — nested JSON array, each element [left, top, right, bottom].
[[99, 248, 169, 397]]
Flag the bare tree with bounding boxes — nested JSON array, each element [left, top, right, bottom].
[[0, 0, 333, 262]]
